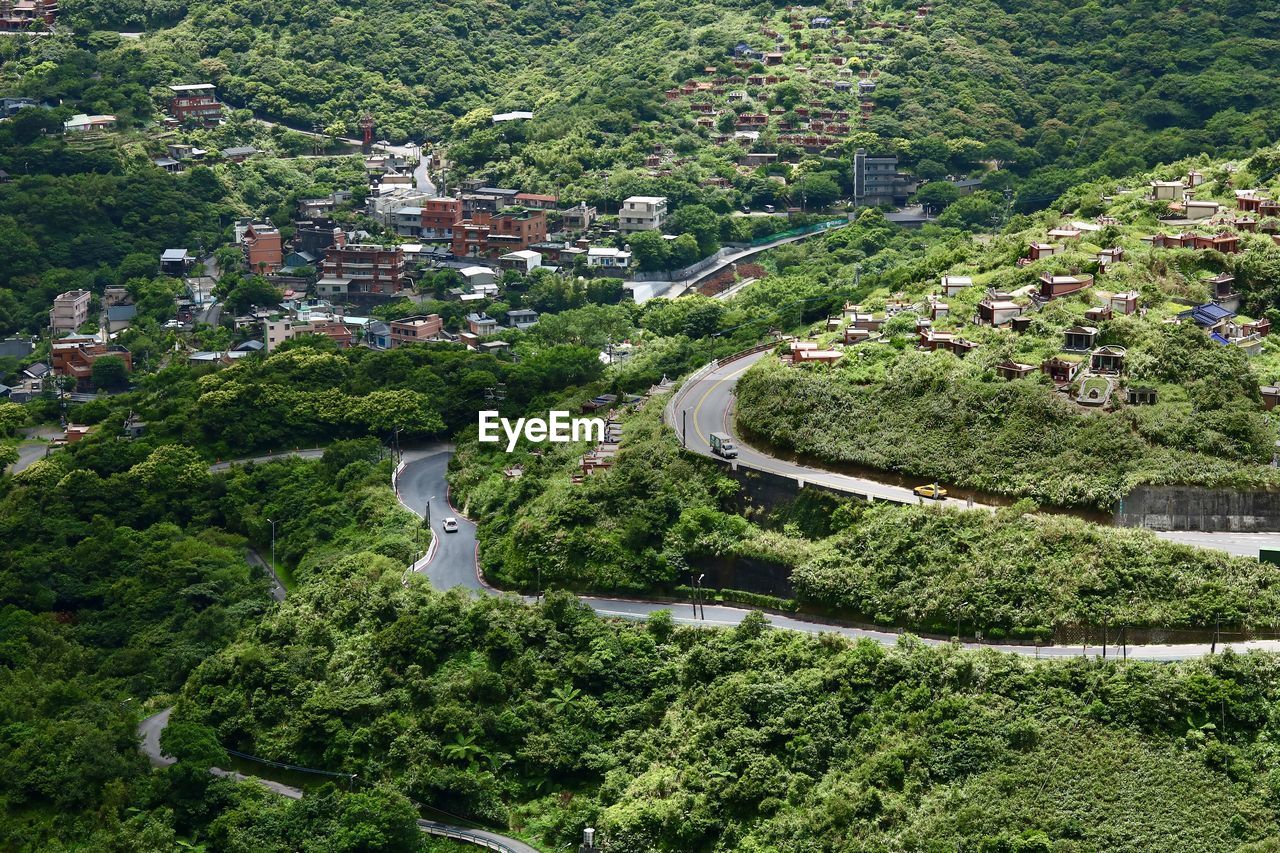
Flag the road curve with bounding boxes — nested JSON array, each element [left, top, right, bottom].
[[138, 707, 538, 851], [133, 445, 540, 853], [671, 349, 1280, 558], [392, 440, 1280, 661]]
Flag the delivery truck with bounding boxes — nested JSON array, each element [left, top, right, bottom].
[[709, 432, 738, 459]]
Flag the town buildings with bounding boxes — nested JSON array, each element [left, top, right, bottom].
[[389, 315, 444, 348], [49, 289, 90, 333], [853, 149, 907, 207], [242, 221, 283, 272], [451, 208, 548, 258], [618, 196, 668, 234], [63, 114, 115, 133], [168, 84, 223, 125], [0, 0, 56, 31], [51, 338, 132, 390], [321, 237, 408, 295]]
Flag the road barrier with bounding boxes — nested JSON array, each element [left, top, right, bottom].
[[416, 821, 532, 853], [742, 217, 848, 246]]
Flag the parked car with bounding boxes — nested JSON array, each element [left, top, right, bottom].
[[913, 483, 947, 500], [442, 517, 459, 532]]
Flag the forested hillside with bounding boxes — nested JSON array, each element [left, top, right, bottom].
[[178, 570, 1280, 851], [54, 0, 1280, 202]]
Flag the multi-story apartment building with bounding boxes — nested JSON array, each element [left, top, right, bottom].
[[853, 149, 904, 207], [49, 290, 90, 333], [419, 197, 462, 240], [391, 206, 424, 237], [322, 237, 408, 295], [263, 317, 354, 351], [389, 314, 444, 348], [242, 221, 283, 272], [618, 196, 668, 233], [168, 84, 223, 125], [450, 208, 547, 259]]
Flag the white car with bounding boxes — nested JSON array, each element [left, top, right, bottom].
[[442, 517, 459, 533]]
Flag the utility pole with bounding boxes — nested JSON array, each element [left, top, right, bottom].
[[681, 409, 688, 447], [696, 573, 707, 620]]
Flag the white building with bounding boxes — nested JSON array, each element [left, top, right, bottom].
[[459, 266, 497, 289], [500, 250, 542, 273], [618, 196, 668, 234], [587, 247, 633, 269]]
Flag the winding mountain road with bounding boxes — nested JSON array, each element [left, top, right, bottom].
[[670, 349, 1280, 559], [130, 446, 537, 852], [392, 441, 1280, 661], [136, 427, 1280, 853]]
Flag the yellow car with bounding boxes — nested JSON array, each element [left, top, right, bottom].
[[913, 483, 947, 500]]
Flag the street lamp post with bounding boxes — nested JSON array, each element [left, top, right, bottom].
[[267, 518, 278, 575]]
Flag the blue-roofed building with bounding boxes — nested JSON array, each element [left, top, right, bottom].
[[1210, 332, 1231, 346], [1181, 302, 1235, 332]]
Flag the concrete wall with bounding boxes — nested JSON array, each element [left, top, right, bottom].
[[1116, 486, 1280, 532]]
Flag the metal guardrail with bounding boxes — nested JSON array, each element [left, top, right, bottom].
[[662, 342, 779, 430], [416, 821, 529, 853]]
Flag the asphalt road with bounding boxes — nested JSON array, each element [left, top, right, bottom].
[[392, 442, 1280, 660], [208, 448, 326, 472], [9, 441, 49, 474], [246, 548, 287, 602], [395, 444, 484, 590], [673, 350, 1280, 558]]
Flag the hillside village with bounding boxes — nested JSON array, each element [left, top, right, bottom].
[[1, 70, 882, 409], [776, 157, 1280, 411]]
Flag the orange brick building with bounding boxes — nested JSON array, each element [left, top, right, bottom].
[[51, 339, 132, 390], [450, 209, 547, 259], [243, 221, 283, 273]]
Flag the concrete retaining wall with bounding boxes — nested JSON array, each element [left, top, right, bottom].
[[1117, 486, 1280, 532]]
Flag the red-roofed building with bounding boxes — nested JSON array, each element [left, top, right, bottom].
[[0, 0, 56, 31], [51, 339, 132, 390], [515, 192, 559, 210]]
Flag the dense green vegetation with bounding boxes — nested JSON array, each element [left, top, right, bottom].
[[46, 0, 1280, 209], [0, 436, 441, 848], [736, 342, 1279, 508], [7, 8, 1280, 845], [0, 443, 269, 847], [177, 560, 1280, 851], [454, 399, 1280, 639]]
